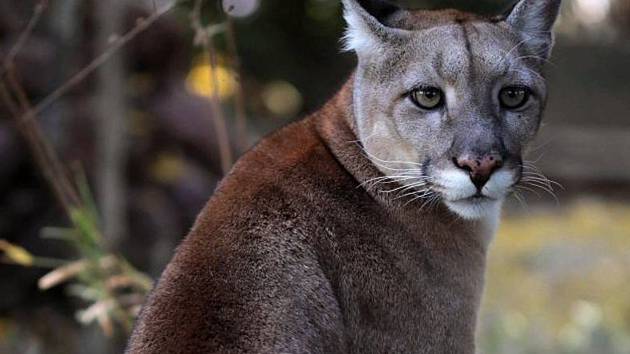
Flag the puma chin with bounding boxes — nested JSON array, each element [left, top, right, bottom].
[[127, 1, 563, 353], [436, 169, 516, 220]]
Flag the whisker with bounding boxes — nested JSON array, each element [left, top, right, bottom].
[[349, 135, 446, 210], [521, 173, 565, 190], [511, 190, 529, 210], [522, 175, 550, 186], [394, 188, 433, 201], [521, 181, 559, 204], [523, 155, 547, 165], [494, 37, 532, 70], [526, 177, 564, 190], [526, 140, 554, 154], [508, 68, 545, 83], [515, 184, 541, 198], [521, 179, 555, 194], [360, 175, 418, 187], [381, 180, 431, 195], [406, 191, 435, 208], [513, 54, 556, 67], [520, 160, 565, 191], [417, 193, 440, 209], [430, 194, 442, 208]]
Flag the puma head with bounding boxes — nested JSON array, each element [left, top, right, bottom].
[[342, 0, 562, 219]]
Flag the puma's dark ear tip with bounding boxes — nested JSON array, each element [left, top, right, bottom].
[[502, 0, 562, 59], [492, 0, 520, 22], [355, 0, 401, 23], [506, 0, 562, 31]]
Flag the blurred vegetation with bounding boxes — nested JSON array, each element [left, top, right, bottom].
[[482, 200, 630, 354]]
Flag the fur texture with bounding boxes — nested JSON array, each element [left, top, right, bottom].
[[127, 1, 561, 353], [127, 83, 489, 354], [343, 0, 560, 220]]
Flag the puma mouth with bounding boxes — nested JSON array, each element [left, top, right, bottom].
[[451, 194, 497, 203], [431, 183, 497, 204], [443, 194, 502, 220]]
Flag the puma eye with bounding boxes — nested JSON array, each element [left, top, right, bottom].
[[410, 87, 444, 110], [499, 86, 530, 109]]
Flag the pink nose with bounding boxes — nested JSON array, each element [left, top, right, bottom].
[[454, 155, 503, 190]]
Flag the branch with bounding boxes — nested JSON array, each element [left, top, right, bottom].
[[191, 0, 234, 174], [94, 0, 128, 247], [1, 69, 80, 214], [28, 0, 182, 119], [1, 0, 48, 76], [0, 0, 178, 336], [225, 18, 249, 153]]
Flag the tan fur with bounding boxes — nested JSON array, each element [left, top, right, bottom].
[[127, 80, 490, 354], [127, 1, 561, 352]]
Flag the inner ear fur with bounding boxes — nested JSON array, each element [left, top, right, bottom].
[[342, 0, 411, 53], [504, 0, 562, 58]]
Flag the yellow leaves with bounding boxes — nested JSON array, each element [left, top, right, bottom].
[[0, 239, 34, 267], [76, 299, 115, 337], [261, 81, 303, 117], [38, 259, 88, 290], [150, 152, 186, 183], [186, 55, 237, 100], [37, 254, 152, 336]]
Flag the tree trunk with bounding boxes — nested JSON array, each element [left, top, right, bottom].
[[95, 0, 127, 249]]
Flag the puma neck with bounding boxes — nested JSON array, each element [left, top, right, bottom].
[[314, 77, 500, 250]]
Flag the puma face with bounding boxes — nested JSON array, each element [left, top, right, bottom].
[[343, 0, 561, 220]]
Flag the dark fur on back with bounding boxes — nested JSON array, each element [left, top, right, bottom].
[[127, 0, 563, 350], [389, 9, 491, 30], [126, 80, 489, 354]]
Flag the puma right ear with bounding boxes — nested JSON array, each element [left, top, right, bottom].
[[341, 0, 410, 54], [505, 0, 562, 59]]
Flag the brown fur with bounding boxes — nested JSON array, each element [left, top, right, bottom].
[[388, 9, 492, 31], [126, 79, 491, 354], [127, 0, 563, 350]]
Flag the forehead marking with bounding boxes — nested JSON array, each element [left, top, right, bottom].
[[432, 25, 470, 84], [458, 22, 476, 81], [457, 22, 472, 58]]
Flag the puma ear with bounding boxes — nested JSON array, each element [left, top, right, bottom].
[[341, 0, 410, 54], [505, 0, 562, 59]]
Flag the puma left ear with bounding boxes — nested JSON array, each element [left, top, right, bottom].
[[505, 0, 562, 59], [341, 0, 410, 54]]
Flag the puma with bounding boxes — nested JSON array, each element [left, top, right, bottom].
[[127, 0, 561, 353]]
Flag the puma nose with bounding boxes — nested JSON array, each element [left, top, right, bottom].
[[453, 155, 503, 190]]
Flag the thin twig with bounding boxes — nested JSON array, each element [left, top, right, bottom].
[[0, 0, 167, 336], [29, 0, 181, 119], [225, 18, 249, 153], [1, 69, 80, 213], [2, 0, 184, 212], [206, 37, 234, 174], [1, 0, 48, 76], [94, 0, 128, 248], [191, 0, 234, 174]]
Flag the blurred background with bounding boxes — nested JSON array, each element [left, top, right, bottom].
[[0, 0, 629, 353]]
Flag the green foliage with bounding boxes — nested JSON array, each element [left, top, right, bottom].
[[1, 170, 153, 337]]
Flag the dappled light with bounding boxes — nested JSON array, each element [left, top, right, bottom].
[[186, 56, 238, 99], [573, 0, 611, 25]]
